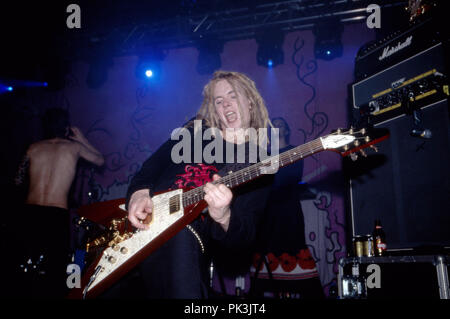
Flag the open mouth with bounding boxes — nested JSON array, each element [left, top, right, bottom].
[[225, 111, 238, 123]]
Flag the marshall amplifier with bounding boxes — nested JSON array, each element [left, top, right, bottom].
[[346, 6, 450, 259], [351, 16, 449, 125], [354, 15, 446, 81]]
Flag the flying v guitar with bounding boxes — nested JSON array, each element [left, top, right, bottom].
[[68, 126, 389, 299]]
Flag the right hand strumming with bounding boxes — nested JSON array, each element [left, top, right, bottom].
[[127, 189, 153, 230]]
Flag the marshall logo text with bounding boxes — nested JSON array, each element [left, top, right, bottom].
[[378, 36, 413, 61]]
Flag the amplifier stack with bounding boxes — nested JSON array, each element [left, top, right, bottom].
[[346, 14, 450, 253]]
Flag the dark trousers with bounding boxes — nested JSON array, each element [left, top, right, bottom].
[[2, 204, 71, 298]]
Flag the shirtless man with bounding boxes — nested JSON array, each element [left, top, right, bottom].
[[18, 126, 104, 209], [10, 108, 104, 298]]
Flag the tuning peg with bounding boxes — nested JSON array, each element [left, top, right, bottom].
[[360, 149, 367, 157], [349, 127, 354, 134], [350, 153, 358, 161], [360, 128, 366, 135], [354, 140, 360, 147], [336, 128, 342, 134], [370, 145, 379, 152], [365, 136, 370, 143]]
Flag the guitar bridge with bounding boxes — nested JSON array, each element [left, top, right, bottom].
[[84, 189, 185, 294]]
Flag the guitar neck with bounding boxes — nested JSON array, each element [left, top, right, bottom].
[[182, 137, 324, 207]]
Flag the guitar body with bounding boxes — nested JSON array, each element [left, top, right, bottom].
[[69, 188, 207, 299]]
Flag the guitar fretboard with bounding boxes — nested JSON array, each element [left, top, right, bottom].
[[181, 138, 324, 207]]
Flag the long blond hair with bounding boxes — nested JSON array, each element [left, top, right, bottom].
[[195, 71, 272, 131]]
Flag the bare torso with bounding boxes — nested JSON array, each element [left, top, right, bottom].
[[26, 138, 80, 209]]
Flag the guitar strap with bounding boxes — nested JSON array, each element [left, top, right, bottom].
[[186, 224, 205, 254]]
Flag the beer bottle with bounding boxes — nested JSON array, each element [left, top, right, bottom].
[[373, 219, 387, 256]]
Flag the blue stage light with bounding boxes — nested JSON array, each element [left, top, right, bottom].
[[313, 17, 343, 61], [0, 85, 14, 94], [145, 69, 153, 78], [256, 29, 284, 68], [196, 37, 224, 75], [135, 49, 166, 80]]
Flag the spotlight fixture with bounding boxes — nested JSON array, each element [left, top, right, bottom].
[[256, 28, 285, 68], [196, 37, 224, 75], [87, 57, 113, 89], [313, 17, 344, 61], [85, 38, 116, 89]]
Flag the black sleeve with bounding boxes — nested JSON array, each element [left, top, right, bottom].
[[125, 138, 176, 208], [207, 174, 274, 250]]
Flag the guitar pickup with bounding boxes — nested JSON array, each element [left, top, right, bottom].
[[169, 194, 181, 214]]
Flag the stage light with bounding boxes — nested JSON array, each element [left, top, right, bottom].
[[256, 28, 285, 68], [136, 49, 166, 80], [12, 80, 50, 88], [0, 84, 14, 94], [0, 80, 50, 93], [87, 58, 113, 89], [145, 69, 153, 78], [41, 57, 71, 90], [196, 37, 224, 75], [313, 18, 344, 61], [136, 60, 160, 79]]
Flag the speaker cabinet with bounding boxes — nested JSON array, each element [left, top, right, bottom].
[[345, 99, 450, 251]]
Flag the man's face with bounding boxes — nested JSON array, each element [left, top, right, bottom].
[[272, 118, 288, 138], [213, 79, 251, 130]]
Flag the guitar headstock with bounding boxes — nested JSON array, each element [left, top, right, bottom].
[[321, 127, 389, 160]]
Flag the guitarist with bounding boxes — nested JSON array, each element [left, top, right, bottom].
[[117, 71, 275, 298]]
